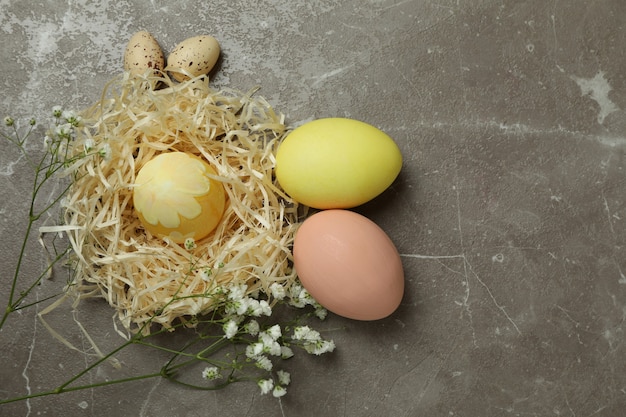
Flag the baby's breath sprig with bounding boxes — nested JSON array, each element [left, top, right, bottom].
[[0, 108, 93, 330], [138, 279, 334, 398]]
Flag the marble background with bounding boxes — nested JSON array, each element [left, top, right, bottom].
[[2, 0, 626, 416]]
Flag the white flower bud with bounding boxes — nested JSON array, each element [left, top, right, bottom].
[[258, 378, 274, 395], [272, 385, 287, 398], [222, 320, 238, 339]]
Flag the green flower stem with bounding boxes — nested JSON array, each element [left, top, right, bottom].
[[11, 247, 72, 312], [0, 124, 37, 170], [0, 168, 74, 329], [0, 219, 35, 329], [0, 372, 163, 406], [0, 119, 86, 330], [0, 322, 170, 405], [54, 336, 138, 393]]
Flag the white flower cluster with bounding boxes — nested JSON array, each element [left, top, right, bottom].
[[50, 106, 82, 142], [258, 369, 291, 398], [184, 237, 197, 251], [224, 284, 272, 319], [286, 283, 328, 320], [201, 366, 222, 381], [46, 106, 113, 161], [202, 281, 334, 397], [292, 325, 336, 355]]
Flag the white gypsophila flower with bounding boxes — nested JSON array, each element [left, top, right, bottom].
[[280, 345, 294, 359], [228, 283, 247, 301], [245, 298, 262, 316], [259, 333, 282, 356], [223, 319, 238, 339], [239, 298, 254, 315], [4, 116, 14, 127], [269, 282, 286, 300], [288, 283, 305, 308], [287, 284, 317, 308], [61, 110, 81, 127], [99, 143, 112, 161], [314, 306, 328, 320], [298, 287, 315, 306], [259, 331, 273, 346], [212, 285, 226, 296], [201, 366, 222, 380], [43, 135, 52, 151], [55, 123, 73, 138], [52, 106, 63, 118], [244, 319, 260, 336], [266, 324, 282, 341], [259, 332, 274, 347], [276, 370, 291, 386], [245, 342, 265, 359], [199, 268, 212, 282], [224, 303, 236, 316], [245, 344, 256, 359], [289, 283, 302, 297], [255, 356, 273, 371], [293, 326, 321, 342], [84, 138, 95, 152], [258, 378, 274, 395], [246, 299, 271, 317], [304, 339, 336, 356], [268, 341, 282, 356], [184, 237, 196, 250], [71, 115, 82, 127], [272, 385, 287, 398], [259, 300, 271, 316]]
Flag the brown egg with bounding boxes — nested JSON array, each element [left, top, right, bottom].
[[293, 210, 404, 320], [123, 30, 165, 76]]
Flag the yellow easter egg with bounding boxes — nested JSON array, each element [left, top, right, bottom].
[[133, 152, 225, 243], [275, 118, 402, 209]]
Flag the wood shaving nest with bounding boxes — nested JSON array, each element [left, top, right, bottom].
[[60, 72, 301, 333]]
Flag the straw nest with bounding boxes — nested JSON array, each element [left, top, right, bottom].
[[62, 72, 301, 333]]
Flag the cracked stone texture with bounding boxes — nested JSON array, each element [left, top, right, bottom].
[[2, 0, 626, 416]]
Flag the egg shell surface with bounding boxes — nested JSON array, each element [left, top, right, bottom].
[[167, 35, 220, 82], [133, 152, 225, 243], [123, 30, 165, 76], [293, 210, 404, 320], [275, 118, 402, 209]]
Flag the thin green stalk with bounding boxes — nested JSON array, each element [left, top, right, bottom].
[[10, 247, 72, 311], [13, 291, 66, 311], [0, 372, 163, 406], [0, 219, 34, 329]]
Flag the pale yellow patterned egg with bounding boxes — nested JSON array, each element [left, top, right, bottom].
[[133, 152, 225, 244]]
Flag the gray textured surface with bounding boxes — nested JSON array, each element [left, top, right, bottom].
[[2, 1, 626, 416]]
